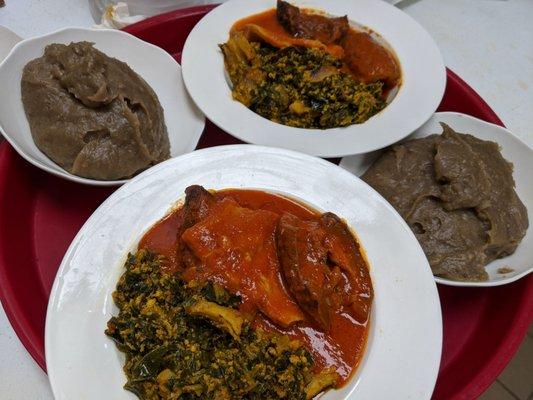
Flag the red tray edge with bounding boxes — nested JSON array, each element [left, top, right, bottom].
[[454, 278, 533, 399], [444, 69, 505, 127], [0, 144, 47, 370]]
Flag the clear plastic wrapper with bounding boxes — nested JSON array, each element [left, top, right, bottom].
[[89, 0, 226, 23]]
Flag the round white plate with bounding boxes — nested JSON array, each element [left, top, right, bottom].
[[0, 27, 205, 186], [340, 112, 533, 287], [182, 0, 445, 157], [0, 26, 22, 62], [46, 145, 442, 400]]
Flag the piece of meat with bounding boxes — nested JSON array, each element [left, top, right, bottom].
[[341, 30, 400, 87], [181, 185, 216, 230], [276, 212, 373, 330], [276, 213, 341, 329], [277, 0, 349, 45], [178, 185, 217, 270], [320, 213, 373, 323], [181, 196, 305, 327]]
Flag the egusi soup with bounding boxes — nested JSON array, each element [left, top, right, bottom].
[[220, 0, 401, 129], [106, 185, 373, 399]]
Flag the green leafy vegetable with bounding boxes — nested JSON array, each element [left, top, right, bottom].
[[105, 250, 328, 400], [220, 32, 385, 129]]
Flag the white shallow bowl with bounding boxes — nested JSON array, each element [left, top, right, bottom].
[[0, 26, 22, 61], [45, 145, 442, 400], [340, 112, 533, 287], [0, 27, 205, 186], [182, 0, 445, 157]]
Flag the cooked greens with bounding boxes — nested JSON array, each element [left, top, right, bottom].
[[220, 32, 385, 129], [106, 250, 334, 399]]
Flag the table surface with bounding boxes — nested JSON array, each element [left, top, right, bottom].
[[0, 0, 532, 399]]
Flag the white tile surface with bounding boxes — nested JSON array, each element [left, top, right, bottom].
[[0, 0, 93, 38], [400, 0, 533, 146], [0, 307, 53, 399], [0, 0, 532, 399]]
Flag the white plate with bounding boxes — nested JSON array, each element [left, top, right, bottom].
[[182, 0, 445, 157], [0, 27, 205, 186], [46, 145, 442, 400], [0, 26, 22, 62], [340, 112, 533, 287]]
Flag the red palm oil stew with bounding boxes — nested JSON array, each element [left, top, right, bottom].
[[107, 185, 373, 399], [220, 0, 401, 129]]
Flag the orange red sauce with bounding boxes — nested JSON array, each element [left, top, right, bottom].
[[232, 9, 297, 42], [230, 8, 401, 92], [138, 207, 183, 273], [139, 189, 371, 386], [180, 195, 305, 327], [231, 9, 345, 59]]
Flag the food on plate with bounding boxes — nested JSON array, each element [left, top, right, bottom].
[[277, 212, 372, 328], [106, 185, 373, 399], [276, 0, 349, 45], [21, 41, 169, 180], [220, 0, 400, 129], [363, 123, 529, 281]]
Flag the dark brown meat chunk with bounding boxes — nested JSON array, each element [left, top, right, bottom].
[[277, 0, 349, 45], [178, 185, 217, 269], [320, 213, 373, 323], [181, 185, 216, 230], [341, 30, 400, 86], [276, 212, 373, 329], [362, 123, 529, 281]]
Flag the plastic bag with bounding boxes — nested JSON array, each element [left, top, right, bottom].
[[89, 0, 226, 23], [127, 0, 225, 17]]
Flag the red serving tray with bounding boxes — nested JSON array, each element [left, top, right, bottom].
[[0, 5, 532, 400]]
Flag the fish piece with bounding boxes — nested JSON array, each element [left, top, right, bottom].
[[277, 0, 349, 45], [276, 212, 373, 329]]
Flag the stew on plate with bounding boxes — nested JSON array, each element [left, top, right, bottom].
[[220, 0, 401, 129], [106, 185, 373, 399]]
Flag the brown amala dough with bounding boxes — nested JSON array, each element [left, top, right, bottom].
[[21, 42, 170, 180], [362, 123, 528, 281]]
